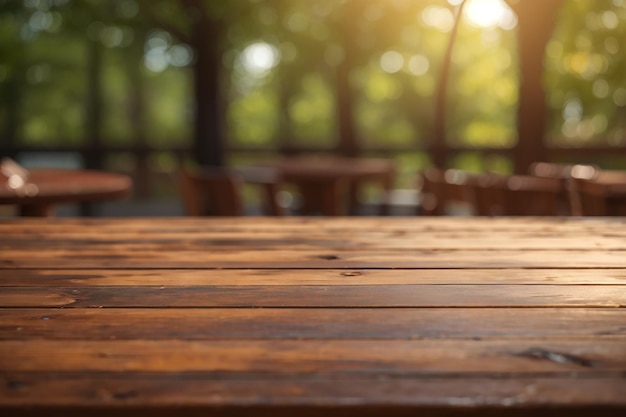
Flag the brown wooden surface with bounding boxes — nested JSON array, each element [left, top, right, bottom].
[[587, 170, 626, 215], [1, 217, 625, 416], [256, 156, 395, 215], [0, 168, 132, 216], [179, 167, 285, 216]]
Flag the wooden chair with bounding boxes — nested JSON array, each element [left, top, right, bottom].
[[180, 167, 284, 216], [529, 162, 601, 215], [475, 174, 564, 216], [529, 162, 600, 181], [417, 167, 445, 215], [417, 168, 484, 216], [564, 162, 613, 216], [528, 162, 573, 180], [568, 164, 605, 216], [568, 178, 607, 216], [294, 178, 348, 216]]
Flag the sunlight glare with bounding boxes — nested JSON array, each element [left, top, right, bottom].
[[241, 42, 279, 76], [464, 0, 516, 30]]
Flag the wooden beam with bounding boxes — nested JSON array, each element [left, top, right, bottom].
[[509, 0, 564, 173]]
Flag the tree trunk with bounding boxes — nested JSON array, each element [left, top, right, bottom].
[[127, 40, 150, 199], [190, 17, 224, 167], [432, 0, 467, 169], [277, 70, 296, 156], [84, 39, 104, 170], [335, 56, 358, 158], [334, 2, 359, 158], [1, 69, 22, 158], [82, 39, 105, 216], [509, 0, 563, 173]]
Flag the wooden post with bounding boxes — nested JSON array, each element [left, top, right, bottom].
[[277, 69, 296, 157], [509, 0, 563, 173], [432, 0, 467, 169], [334, 1, 359, 158], [190, 14, 225, 167], [84, 39, 104, 171], [82, 38, 105, 216], [127, 40, 150, 200], [1, 67, 23, 159], [335, 58, 358, 158]]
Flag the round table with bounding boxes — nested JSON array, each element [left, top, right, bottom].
[[0, 168, 132, 216], [257, 156, 396, 216]]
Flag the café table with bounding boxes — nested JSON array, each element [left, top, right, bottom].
[[0, 216, 625, 416], [255, 156, 395, 215], [0, 168, 132, 216]]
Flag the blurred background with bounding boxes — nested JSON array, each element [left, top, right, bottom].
[[0, 0, 624, 216]]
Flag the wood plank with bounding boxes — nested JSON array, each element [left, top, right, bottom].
[[1, 339, 625, 373], [3, 249, 626, 269], [2, 218, 625, 246], [1, 217, 625, 417], [0, 285, 624, 308], [2, 218, 626, 251], [1, 308, 624, 341], [2, 216, 625, 233], [2, 233, 624, 250], [1, 373, 625, 412], [2, 268, 626, 287]]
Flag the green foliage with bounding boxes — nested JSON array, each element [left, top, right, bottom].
[[144, 69, 192, 146], [229, 87, 279, 146], [546, 0, 626, 146], [0, 0, 624, 160], [21, 34, 87, 144], [287, 74, 335, 146]]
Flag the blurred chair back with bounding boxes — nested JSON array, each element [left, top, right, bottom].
[[569, 179, 607, 216], [566, 164, 606, 216], [418, 168, 483, 216], [419, 167, 569, 216], [417, 167, 445, 215], [475, 174, 563, 216], [180, 168, 244, 216], [529, 162, 572, 180], [180, 167, 284, 216], [529, 162, 600, 181], [529, 162, 600, 216], [504, 175, 563, 216]]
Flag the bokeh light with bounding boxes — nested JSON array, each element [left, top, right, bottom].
[[408, 55, 430, 76], [464, 0, 517, 30], [421, 6, 454, 32], [380, 50, 404, 74], [240, 42, 280, 76]]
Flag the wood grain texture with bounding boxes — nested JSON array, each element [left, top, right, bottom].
[[0, 284, 624, 308], [1, 216, 624, 230], [2, 218, 626, 249], [2, 230, 625, 250], [2, 338, 625, 373], [2, 268, 626, 286], [2, 308, 624, 341], [2, 248, 626, 269], [1, 217, 625, 416], [2, 373, 625, 413]]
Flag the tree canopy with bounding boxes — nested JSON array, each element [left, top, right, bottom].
[[0, 0, 624, 174]]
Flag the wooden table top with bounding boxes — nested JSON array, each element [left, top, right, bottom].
[[254, 156, 395, 215], [259, 156, 395, 181], [0, 168, 132, 216], [1, 217, 625, 416]]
